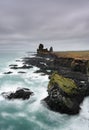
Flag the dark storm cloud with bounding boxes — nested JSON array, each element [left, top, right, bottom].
[[0, 0, 89, 41]]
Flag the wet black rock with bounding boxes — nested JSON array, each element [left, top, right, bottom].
[[16, 60, 21, 62], [2, 88, 34, 100], [4, 71, 13, 74], [9, 64, 18, 67], [10, 65, 33, 70], [18, 71, 26, 74], [10, 66, 18, 69]]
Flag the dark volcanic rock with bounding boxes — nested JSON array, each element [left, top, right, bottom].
[[18, 71, 26, 74], [22, 54, 55, 75], [4, 71, 13, 74], [16, 60, 21, 62], [43, 96, 80, 115], [19, 65, 33, 69], [54, 57, 74, 68], [10, 66, 18, 69], [22, 54, 88, 82], [2, 88, 34, 100], [71, 59, 88, 74], [37, 43, 49, 54], [34, 69, 52, 75], [9, 64, 18, 67], [20, 51, 89, 80], [10, 65, 33, 70]]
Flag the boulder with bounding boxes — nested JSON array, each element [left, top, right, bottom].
[[2, 88, 34, 100], [44, 72, 89, 115], [4, 71, 13, 74]]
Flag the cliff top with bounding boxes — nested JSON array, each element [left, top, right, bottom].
[[53, 50, 89, 60]]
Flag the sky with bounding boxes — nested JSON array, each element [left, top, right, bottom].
[[0, 0, 89, 51]]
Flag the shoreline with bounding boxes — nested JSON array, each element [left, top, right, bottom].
[[2, 46, 89, 115]]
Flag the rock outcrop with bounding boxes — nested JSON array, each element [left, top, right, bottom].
[[2, 88, 34, 100], [37, 43, 53, 55], [44, 72, 89, 115]]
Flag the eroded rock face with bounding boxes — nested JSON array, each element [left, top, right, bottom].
[[71, 59, 88, 73], [2, 88, 34, 100], [54, 57, 73, 68], [43, 72, 89, 115]]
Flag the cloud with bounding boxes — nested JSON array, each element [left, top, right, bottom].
[[0, 0, 89, 42]]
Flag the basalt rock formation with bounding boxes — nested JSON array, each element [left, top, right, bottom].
[[37, 43, 53, 55]]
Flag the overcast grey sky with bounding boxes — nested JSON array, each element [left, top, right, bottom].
[[0, 0, 89, 50]]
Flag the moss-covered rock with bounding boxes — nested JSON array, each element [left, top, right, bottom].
[[43, 72, 89, 115], [48, 72, 78, 95]]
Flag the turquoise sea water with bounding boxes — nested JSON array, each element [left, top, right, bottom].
[[0, 46, 89, 130]]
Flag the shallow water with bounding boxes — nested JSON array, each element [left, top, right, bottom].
[[0, 49, 89, 130]]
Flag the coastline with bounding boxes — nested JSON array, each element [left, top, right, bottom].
[[1, 45, 89, 115]]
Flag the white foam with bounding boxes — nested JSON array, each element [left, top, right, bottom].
[[0, 73, 4, 78], [16, 61, 23, 67], [40, 62, 47, 66], [0, 81, 28, 95], [80, 97, 89, 119]]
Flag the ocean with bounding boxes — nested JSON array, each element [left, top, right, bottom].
[[0, 43, 89, 130]]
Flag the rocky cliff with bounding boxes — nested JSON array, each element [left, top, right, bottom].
[[37, 44, 89, 74]]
